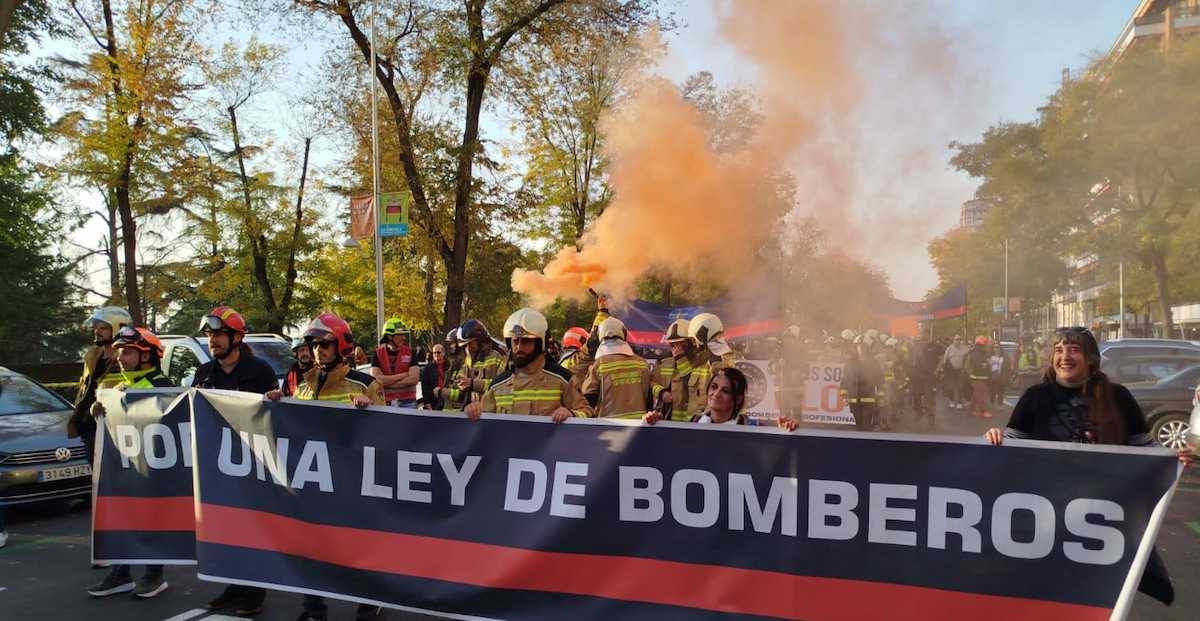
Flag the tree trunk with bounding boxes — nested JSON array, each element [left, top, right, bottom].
[[277, 136, 311, 331], [115, 181, 142, 324], [1149, 247, 1174, 337], [443, 60, 489, 331], [228, 104, 279, 330], [102, 0, 141, 324]]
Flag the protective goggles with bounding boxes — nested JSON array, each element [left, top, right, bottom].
[[199, 315, 228, 333], [113, 327, 150, 351], [509, 325, 538, 339]]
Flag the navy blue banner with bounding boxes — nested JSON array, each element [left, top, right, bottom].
[[190, 389, 1179, 621], [92, 388, 195, 564]]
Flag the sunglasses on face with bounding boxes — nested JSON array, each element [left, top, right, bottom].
[[313, 340, 338, 350]]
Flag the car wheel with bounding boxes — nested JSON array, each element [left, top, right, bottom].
[[1151, 413, 1190, 449]]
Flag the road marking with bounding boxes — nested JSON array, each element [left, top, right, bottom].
[[162, 609, 208, 621], [1186, 521, 1200, 538]]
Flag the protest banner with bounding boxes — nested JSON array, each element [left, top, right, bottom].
[[183, 388, 1178, 621], [92, 388, 195, 564], [734, 360, 779, 423], [802, 362, 856, 425]]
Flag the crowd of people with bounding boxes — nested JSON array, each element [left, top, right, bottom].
[[31, 298, 1193, 619]]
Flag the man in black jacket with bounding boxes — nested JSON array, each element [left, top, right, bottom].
[[190, 307, 277, 617]]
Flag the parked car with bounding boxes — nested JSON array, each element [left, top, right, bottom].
[[1102, 352, 1200, 385], [160, 333, 293, 387], [1100, 339, 1200, 357], [1125, 365, 1200, 450], [0, 368, 92, 506]]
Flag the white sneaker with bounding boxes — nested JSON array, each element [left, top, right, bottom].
[[0, 530, 8, 548]]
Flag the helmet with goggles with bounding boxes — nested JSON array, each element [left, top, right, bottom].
[[199, 306, 247, 335]]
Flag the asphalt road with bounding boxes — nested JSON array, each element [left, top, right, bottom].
[[2, 395, 1198, 621]]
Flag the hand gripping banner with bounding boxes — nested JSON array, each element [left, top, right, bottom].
[[92, 388, 196, 564], [184, 388, 1180, 621]]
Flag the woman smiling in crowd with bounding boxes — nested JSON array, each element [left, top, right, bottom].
[[984, 327, 1191, 463]]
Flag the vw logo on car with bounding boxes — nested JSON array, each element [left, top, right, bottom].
[[55, 447, 73, 462]]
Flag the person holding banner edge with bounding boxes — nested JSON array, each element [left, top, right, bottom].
[[86, 326, 174, 599], [984, 326, 1190, 606], [266, 313, 383, 620], [191, 307, 279, 616]]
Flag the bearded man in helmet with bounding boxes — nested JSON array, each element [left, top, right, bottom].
[[283, 337, 313, 397], [70, 306, 132, 462], [266, 313, 383, 408], [559, 326, 592, 392], [86, 326, 174, 599], [465, 308, 592, 422], [371, 317, 420, 407], [451, 319, 506, 404], [189, 307, 278, 615], [581, 317, 661, 419], [681, 313, 740, 420]]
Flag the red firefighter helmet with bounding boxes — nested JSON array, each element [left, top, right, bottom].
[[113, 326, 165, 359], [562, 327, 589, 350], [303, 313, 355, 357], [199, 306, 247, 334]]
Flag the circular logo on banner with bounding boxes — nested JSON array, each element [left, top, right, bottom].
[[735, 361, 767, 410]]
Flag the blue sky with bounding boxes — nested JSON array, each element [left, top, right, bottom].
[[54, 1, 1142, 302]]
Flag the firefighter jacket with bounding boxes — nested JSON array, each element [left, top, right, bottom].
[[479, 354, 592, 418], [447, 344, 506, 405], [840, 354, 884, 405], [684, 350, 739, 420], [966, 347, 992, 381], [295, 363, 385, 405], [876, 350, 908, 386], [118, 367, 176, 389], [1018, 349, 1039, 372], [69, 346, 125, 437], [559, 348, 592, 393], [581, 353, 663, 419]]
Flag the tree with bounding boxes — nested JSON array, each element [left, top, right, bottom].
[[294, 0, 655, 333], [0, 0, 86, 362], [949, 39, 1200, 334], [201, 38, 317, 333], [501, 27, 647, 246], [57, 0, 203, 324]]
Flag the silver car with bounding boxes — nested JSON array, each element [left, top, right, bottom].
[[0, 368, 91, 506]]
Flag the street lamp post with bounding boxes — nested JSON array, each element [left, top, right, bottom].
[[369, 0, 385, 340]]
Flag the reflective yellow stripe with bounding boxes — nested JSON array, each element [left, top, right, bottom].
[[676, 360, 693, 375], [299, 392, 359, 403], [605, 411, 647, 420], [597, 361, 647, 373]]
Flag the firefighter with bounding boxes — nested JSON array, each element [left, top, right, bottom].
[[966, 336, 993, 418], [876, 336, 907, 430], [71, 306, 132, 463], [682, 313, 739, 421], [653, 319, 695, 420], [451, 319, 506, 404], [840, 334, 884, 431], [582, 317, 661, 419], [465, 308, 591, 421], [559, 326, 592, 391], [371, 317, 419, 407], [907, 334, 942, 428], [431, 329, 468, 410]]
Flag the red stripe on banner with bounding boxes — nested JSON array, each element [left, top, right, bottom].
[[627, 320, 784, 345], [931, 305, 968, 319], [197, 503, 1109, 621], [94, 496, 195, 532]]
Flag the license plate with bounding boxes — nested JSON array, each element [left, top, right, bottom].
[[39, 464, 92, 482]]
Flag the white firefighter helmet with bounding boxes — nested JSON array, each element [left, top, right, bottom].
[[787, 324, 801, 338], [502, 308, 548, 341], [855, 334, 876, 347], [865, 328, 879, 340], [688, 312, 731, 357], [840, 329, 857, 341], [662, 318, 690, 343], [597, 317, 627, 341], [885, 337, 899, 348], [88, 306, 133, 331]]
